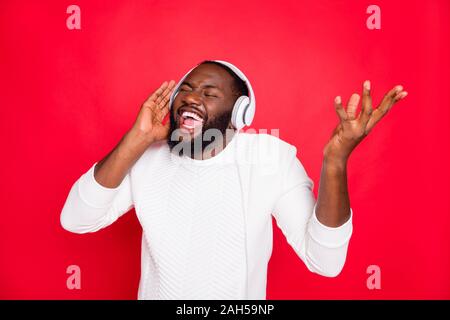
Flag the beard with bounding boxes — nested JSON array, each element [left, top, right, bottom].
[[167, 108, 233, 158]]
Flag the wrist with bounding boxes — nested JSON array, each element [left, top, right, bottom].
[[323, 154, 348, 171], [119, 129, 153, 157], [127, 127, 155, 146]]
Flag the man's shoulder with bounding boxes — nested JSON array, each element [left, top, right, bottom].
[[236, 132, 296, 154], [235, 132, 297, 169]]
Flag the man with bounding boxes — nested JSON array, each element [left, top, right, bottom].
[[60, 60, 408, 299]]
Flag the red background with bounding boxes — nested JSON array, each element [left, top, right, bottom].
[[1, 0, 449, 299]]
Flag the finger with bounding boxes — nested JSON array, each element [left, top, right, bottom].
[[394, 91, 408, 101], [144, 81, 168, 105], [159, 85, 176, 109], [157, 104, 170, 123], [376, 84, 403, 116], [346, 93, 360, 120], [157, 90, 173, 110], [359, 80, 373, 125], [155, 80, 176, 107], [365, 85, 405, 134], [334, 96, 347, 122], [161, 79, 176, 98], [154, 83, 172, 105]]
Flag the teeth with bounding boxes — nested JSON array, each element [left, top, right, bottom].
[[181, 111, 203, 122]]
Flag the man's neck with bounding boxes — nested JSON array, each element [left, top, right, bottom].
[[190, 129, 236, 160]]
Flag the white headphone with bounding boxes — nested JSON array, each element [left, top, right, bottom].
[[168, 60, 256, 131]]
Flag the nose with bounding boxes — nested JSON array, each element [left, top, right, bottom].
[[182, 90, 202, 105]]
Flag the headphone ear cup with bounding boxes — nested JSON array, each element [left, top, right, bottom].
[[243, 96, 255, 126], [231, 96, 250, 130]]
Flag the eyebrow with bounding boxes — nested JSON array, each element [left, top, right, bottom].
[[181, 81, 223, 92]]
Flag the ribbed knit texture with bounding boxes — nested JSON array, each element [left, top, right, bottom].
[[60, 133, 354, 300], [135, 141, 247, 299]]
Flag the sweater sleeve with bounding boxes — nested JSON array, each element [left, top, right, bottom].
[[272, 144, 353, 277], [60, 162, 134, 234]]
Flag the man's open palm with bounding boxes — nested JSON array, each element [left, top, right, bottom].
[[132, 80, 176, 143], [324, 80, 408, 160]]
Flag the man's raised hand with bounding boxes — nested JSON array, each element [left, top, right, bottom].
[[131, 80, 176, 144], [323, 80, 408, 162]]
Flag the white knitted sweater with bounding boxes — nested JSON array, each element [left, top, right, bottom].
[[60, 132, 353, 299]]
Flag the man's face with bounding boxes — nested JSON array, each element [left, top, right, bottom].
[[168, 63, 238, 155]]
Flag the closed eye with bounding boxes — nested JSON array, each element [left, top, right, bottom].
[[178, 86, 219, 98]]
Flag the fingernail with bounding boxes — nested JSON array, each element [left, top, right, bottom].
[[396, 85, 403, 92], [364, 80, 371, 90], [335, 96, 341, 104], [402, 91, 408, 98]]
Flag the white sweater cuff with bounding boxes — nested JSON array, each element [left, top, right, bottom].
[[307, 203, 353, 248], [78, 162, 124, 208]]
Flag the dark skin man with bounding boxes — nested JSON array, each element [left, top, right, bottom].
[[93, 63, 408, 228]]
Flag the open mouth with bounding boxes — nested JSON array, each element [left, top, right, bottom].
[[178, 108, 205, 133]]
